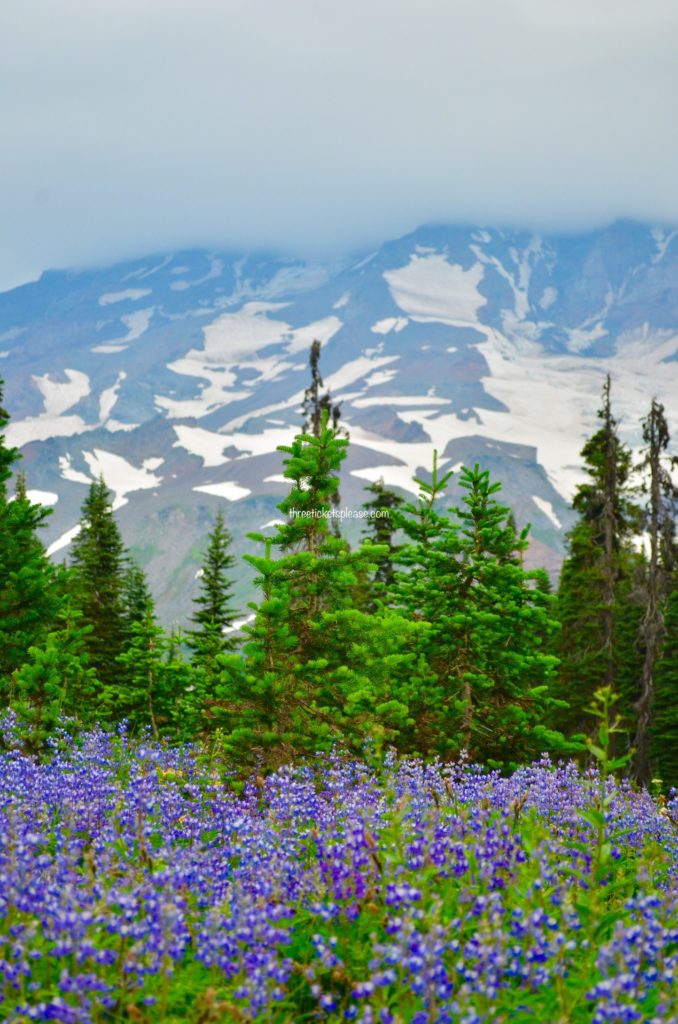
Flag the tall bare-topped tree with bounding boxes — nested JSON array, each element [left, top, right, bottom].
[[555, 375, 642, 739], [300, 340, 347, 536], [634, 398, 678, 786]]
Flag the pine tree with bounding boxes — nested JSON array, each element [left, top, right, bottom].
[[69, 477, 127, 696], [187, 508, 238, 687], [554, 376, 642, 739], [121, 560, 153, 642], [0, 381, 18, 494], [114, 597, 176, 739], [0, 380, 62, 691], [634, 399, 678, 786], [360, 478, 404, 607], [11, 637, 66, 755], [651, 571, 678, 789], [391, 459, 567, 767], [12, 597, 97, 750], [301, 339, 346, 534], [213, 411, 406, 766]]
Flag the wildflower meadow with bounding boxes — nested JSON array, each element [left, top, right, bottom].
[[1, 708, 677, 1024]]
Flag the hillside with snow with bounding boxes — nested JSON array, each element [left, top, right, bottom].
[[2, 220, 677, 624]]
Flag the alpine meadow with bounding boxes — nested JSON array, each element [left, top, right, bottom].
[[2, 280, 678, 1021]]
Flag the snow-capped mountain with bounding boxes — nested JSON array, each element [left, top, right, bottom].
[[2, 221, 677, 624]]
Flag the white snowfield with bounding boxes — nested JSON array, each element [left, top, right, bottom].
[[25, 489, 58, 506], [193, 481, 251, 501], [384, 254, 486, 325], [532, 496, 563, 529], [156, 305, 342, 419], [6, 233, 678, 551], [99, 289, 152, 305], [5, 369, 92, 448], [56, 449, 164, 515]]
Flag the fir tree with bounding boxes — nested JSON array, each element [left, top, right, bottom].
[[634, 399, 678, 786], [360, 478, 404, 607], [0, 380, 62, 690], [114, 598, 176, 739], [213, 411, 403, 766], [391, 459, 567, 767], [69, 477, 127, 696], [555, 376, 641, 739], [121, 560, 153, 642], [12, 597, 97, 750], [187, 508, 238, 687], [11, 637, 66, 755], [651, 571, 678, 789], [300, 339, 346, 533]]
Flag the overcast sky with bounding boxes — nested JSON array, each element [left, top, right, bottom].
[[1, 0, 677, 291]]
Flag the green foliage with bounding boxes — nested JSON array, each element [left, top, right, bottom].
[[213, 413, 409, 766], [650, 573, 678, 790], [391, 457, 569, 767], [11, 636, 66, 753], [187, 508, 238, 689], [555, 377, 642, 740], [360, 477, 404, 608], [69, 476, 127, 693], [113, 598, 177, 738], [0, 380, 63, 691], [633, 398, 678, 785]]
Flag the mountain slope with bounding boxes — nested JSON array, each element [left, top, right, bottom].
[[2, 221, 677, 624]]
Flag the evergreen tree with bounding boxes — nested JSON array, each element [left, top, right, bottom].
[[554, 376, 641, 739], [360, 478, 404, 607], [187, 509, 238, 687], [12, 597, 97, 750], [391, 459, 568, 767], [634, 399, 678, 786], [0, 381, 17, 494], [114, 598, 176, 739], [301, 339, 346, 533], [69, 477, 127, 696], [121, 560, 153, 643], [11, 637, 66, 755], [651, 571, 678, 789], [212, 412, 422, 767], [0, 380, 62, 691]]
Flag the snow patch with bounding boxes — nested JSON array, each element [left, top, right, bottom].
[[363, 369, 399, 388], [79, 449, 164, 509], [170, 258, 224, 291], [157, 306, 341, 419], [99, 372, 126, 423], [47, 525, 81, 558], [651, 227, 678, 263], [371, 317, 409, 334], [384, 255, 486, 325], [566, 323, 608, 353], [99, 289, 152, 305], [173, 425, 233, 467], [59, 455, 91, 485], [324, 354, 399, 392], [122, 256, 172, 281], [24, 489, 58, 506], [34, 369, 90, 417], [193, 481, 251, 501], [351, 395, 449, 409], [532, 495, 562, 528]]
